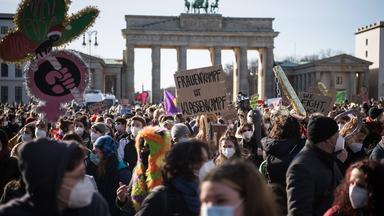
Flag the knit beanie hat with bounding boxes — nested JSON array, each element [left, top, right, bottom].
[[307, 116, 338, 144], [94, 135, 117, 157], [91, 122, 107, 134], [368, 107, 383, 119], [171, 123, 191, 141]]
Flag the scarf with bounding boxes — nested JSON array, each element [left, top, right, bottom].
[[172, 177, 200, 214]]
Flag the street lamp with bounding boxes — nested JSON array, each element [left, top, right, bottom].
[[82, 30, 98, 89]]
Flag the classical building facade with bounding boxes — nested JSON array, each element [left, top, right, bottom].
[[0, 13, 29, 104], [355, 21, 384, 99], [281, 54, 371, 100], [76, 52, 123, 99], [122, 13, 279, 103]]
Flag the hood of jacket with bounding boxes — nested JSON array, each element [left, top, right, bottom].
[[18, 138, 77, 214], [261, 137, 301, 158]]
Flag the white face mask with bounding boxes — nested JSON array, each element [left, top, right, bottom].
[[222, 147, 236, 159], [338, 123, 345, 130], [242, 131, 253, 140], [200, 199, 243, 216], [64, 177, 95, 208], [90, 132, 100, 143], [21, 132, 32, 142], [334, 135, 345, 152], [131, 126, 142, 137], [349, 143, 363, 153], [75, 127, 84, 136], [35, 129, 47, 138], [349, 185, 368, 209], [2, 121, 8, 127]]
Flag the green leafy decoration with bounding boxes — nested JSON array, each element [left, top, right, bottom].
[[15, 0, 67, 44], [55, 7, 99, 46]]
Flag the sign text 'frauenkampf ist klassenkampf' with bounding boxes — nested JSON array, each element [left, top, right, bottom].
[[174, 65, 228, 116]]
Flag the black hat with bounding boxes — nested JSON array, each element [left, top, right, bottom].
[[368, 107, 383, 119], [307, 116, 338, 144]]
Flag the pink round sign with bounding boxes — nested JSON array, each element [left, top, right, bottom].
[[26, 50, 88, 122]]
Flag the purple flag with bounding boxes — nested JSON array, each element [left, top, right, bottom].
[[164, 90, 180, 115]]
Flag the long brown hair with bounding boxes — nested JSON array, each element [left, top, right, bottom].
[[333, 160, 384, 216], [214, 135, 242, 166], [202, 160, 278, 216]]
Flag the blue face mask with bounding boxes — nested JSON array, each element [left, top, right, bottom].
[[200, 199, 243, 216], [89, 153, 100, 165]]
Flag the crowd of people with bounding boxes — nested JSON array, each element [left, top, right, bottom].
[[0, 96, 384, 216]]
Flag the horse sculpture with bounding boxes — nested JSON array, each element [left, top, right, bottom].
[[210, 0, 219, 13], [192, 0, 205, 13], [184, 0, 191, 13], [184, 0, 220, 14]]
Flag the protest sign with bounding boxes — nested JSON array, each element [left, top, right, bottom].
[[267, 98, 282, 109], [299, 92, 332, 114], [335, 90, 346, 104], [88, 101, 109, 114], [174, 65, 227, 116], [250, 94, 259, 109]]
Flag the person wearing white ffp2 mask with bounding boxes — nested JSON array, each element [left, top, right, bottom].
[[35, 120, 48, 138], [199, 137, 241, 181], [130, 116, 145, 138], [324, 160, 384, 215], [0, 136, 110, 215]]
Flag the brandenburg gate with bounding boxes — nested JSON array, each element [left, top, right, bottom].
[[122, 13, 278, 103]]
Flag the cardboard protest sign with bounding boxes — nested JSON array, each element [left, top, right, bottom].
[[88, 101, 109, 114], [250, 94, 259, 109], [299, 92, 332, 114], [174, 65, 227, 116], [267, 98, 282, 109]]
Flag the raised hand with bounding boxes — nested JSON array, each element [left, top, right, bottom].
[[45, 67, 76, 94]]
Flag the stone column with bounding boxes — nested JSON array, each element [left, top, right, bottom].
[[349, 72, 356, 99], [116, 73, 122, 100], [121, 50, 127, 98], [258, 48, 273, 99], [151, 46, 161, 104], [257, 48, 265, 99], [210, 47, 222, 66], [264, 48, 275, 98], [233, 47, 248, 99], [315, 71, 321, 83], [177, 46, 187, 71], [125, 45, 135, 102], [363, 71, 369, 89], [330, 72, 336, 89], [300, 74, 304, 92]]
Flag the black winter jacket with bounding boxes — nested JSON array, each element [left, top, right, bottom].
[[135, 185, 197, 216], [286, 143, 343, 216], [369, 141, 384, 161], [0, 138, 110, 216]]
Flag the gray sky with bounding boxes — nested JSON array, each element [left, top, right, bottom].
[[1, 0, 383, 92]]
